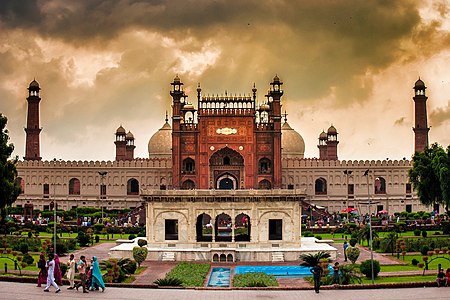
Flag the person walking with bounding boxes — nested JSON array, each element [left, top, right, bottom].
[[75, 256, 88, 293], [43, 253, 60, 293], [343, 241, 349, 262], [333, 262, 340, 284], [90, 256, 106, 292], [66, 254, 76, 289], [54, 254, 63, 286], [37, 253, 47, 287], [310, 262, 323, 293]]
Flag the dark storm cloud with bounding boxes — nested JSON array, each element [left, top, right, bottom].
[[430, 101, 450, 127]]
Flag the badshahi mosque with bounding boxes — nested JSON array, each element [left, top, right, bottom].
[[14, 75, 434, 261]]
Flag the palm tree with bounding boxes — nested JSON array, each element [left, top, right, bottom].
[[357, 225, 379, 246], [299, 251, 331, 267], [339, 264, 363, 285], [384, 231, 398, 256]]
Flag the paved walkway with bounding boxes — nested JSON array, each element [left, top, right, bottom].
[[1, 281, 449, 300]]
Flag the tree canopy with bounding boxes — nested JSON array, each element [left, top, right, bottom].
[[0, 114, 21, 224], [409, 143, 450, 213]]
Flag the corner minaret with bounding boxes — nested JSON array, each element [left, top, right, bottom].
[[114, 125, 127, 160], [24, 79, 42, 160], [413, 78, 430, 152], [317, 131, 328, 159], [326, 125, 339, 160], [125, 131, 135, 160]]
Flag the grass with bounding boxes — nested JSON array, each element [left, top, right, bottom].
[[134, 266, 146, 275], [165, 262, 210, 287], [0, 253, 41, 272], [233, 272, 279, 287], [361, 275, 436, 284]]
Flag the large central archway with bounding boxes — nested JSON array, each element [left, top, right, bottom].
[[209, 147, 244, 190]]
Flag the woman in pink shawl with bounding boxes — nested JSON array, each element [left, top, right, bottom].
[[54, 254, 63, 286], [37, 253, 47, 287]]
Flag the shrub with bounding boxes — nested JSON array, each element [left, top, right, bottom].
[[411, 258, 419, 266], [359, 260, 381, 278], [154, 277, 183, 286], [19, 242, 29, 254], [60, 263, 68, 277], [94, 223, 105, 234], [372, 238, 380, 250], [420, 245, 430, 256], [414, 229, 421, 237], [346, 246, 360, 264], [128, 234, 136, 240], [137, 239, 147, 247], [76, 231, 90, 247], [417, 262, 424, 268], [349, 238, 357, 247], [132, 246, 148, 267], [165, 262, 211, 287], [232, 272, 278, 287], [421, 231, 427, 238], [22, 253, 34, 265], [303, 231, 314, 237], [315, 235, 322, 240], [95, 235, 100, 243]]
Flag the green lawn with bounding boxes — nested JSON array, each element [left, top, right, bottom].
[[361, 275, 435, 284], [0, 253, 40, 272]]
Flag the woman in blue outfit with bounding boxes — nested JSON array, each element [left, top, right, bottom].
[[90, 256, 105, 292]]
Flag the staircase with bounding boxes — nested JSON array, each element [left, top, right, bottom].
[[162, 252, 176, 261], [272, 252, 285, 262]]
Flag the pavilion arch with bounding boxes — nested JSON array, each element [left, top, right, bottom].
[[127, 178, 139, 195], [258, 179, 272, 189], [209, 147, 244, 166], [216, 173, 238, 190], [215, 212, 232, 242], [235, 213, 250, 242], [315, 177, 327, 195], [258, 211, 294, 242], [375, 177, 386, 194], [196, 213, 213, 242], [153, 211, 188, 243], [69, 178, 80, 195], [181, 179, 195, 190]]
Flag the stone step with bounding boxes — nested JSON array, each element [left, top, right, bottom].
[[161, 252, 176, 261], [271, 252, 284, 262]]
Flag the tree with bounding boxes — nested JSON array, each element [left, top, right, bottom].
[[360, 259, 381, 279], [132, 246, 148, 267], [346, 246, 360, 264], [299, 251, 331, 267], [409, 143, 450, 214], [357, 225, 379, 247], [339, 264, 362, 285], [383, 231, 398, 255], [0, 114, 21, 224]]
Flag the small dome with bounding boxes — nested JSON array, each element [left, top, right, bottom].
[[319, 131, 328, 140], [327, 125, 337, 135], [414, 78, 425, 88], [281, 122, 305, 158], [29, 79, 40, 89], [273, 74, 280, 82], [259, 103, 270, 111], [116, 125, 126, 134], [183, 103, 195, 110], [148, 121, 172, 157], [126, 131, 134, 140], [173, 75, 181, 83]]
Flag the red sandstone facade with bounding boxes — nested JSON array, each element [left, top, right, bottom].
[[170, 75, 283, 190]]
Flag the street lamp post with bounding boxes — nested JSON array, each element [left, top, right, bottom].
[[98, 171, 108, 223], [53, 181, 56, 256], [362, 169, 378, 284], [343, 170, 353, 221]]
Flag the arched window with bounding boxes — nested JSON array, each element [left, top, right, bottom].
[[182, 158, 195, 173], [181, 180, 195, 190], [258, 158, 272, 174], [15, 177, 24, 194], [315, 178, 327, 195], [258, 179, 272, 189], [196, 213, 213, 242], [69, 178, 80, 195], [215, 213, 232, 242], [235, 213, 250, 242], [127, 178, 139, 195], [375, 177, 386, 194], [223, 156, 230, 165]]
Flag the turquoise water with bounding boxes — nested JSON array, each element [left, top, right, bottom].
[[234, 265, 334, 278], [207, 267, 231, 287]]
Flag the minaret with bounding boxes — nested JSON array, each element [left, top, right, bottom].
[[125, 131, 135, 160], [170, 75, 185, 189], [317, 131, 328, 159], [413, 78, 430, 152], [114, 125, 127, 160], [326, 125, 339, 160], [266, 75, 283, 188], [24, 79, 42, 160]]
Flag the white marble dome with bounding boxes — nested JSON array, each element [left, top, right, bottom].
[[148, 121, 172, 157], [282, 122, 305, 158]]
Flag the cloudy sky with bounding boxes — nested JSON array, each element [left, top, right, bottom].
[[1, 0, 450, 162]]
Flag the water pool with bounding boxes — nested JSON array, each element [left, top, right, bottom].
[[207, 267, 231, 287], [234, 265, 333, 278]]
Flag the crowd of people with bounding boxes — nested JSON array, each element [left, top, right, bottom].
[[37, 252, 105, 294]]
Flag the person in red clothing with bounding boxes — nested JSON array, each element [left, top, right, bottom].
[[445, 268, 450, 286]]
